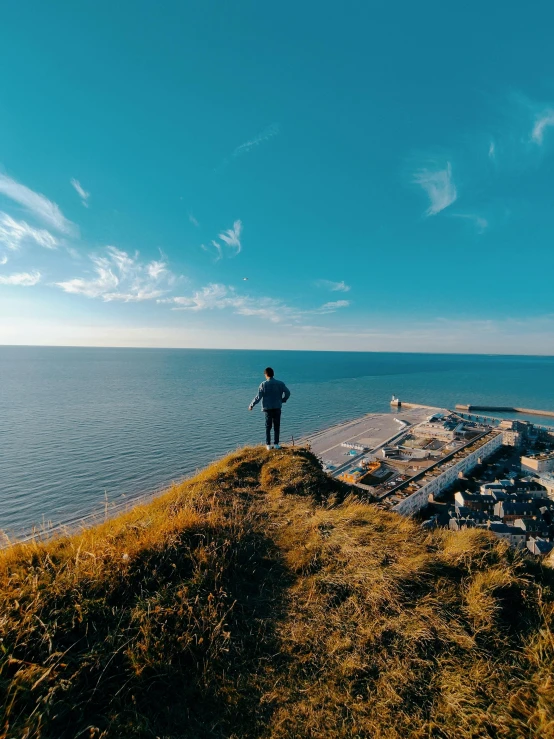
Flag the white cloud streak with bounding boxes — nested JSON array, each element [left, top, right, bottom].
[[70, 178, 90, 208], [315, 300, 350, 313], [188, 213, 199, 227], [0, 270, 41, 286], [316, 279, 351, 292], [56, 247, 176, 301], [531, 111, 554, 145], [218, 220, 242, 254], [232, 123, 280, 158], [201, 220, 242, 260], [413, 162, 457, 216], [0, 173, 75, 234], [488, 141, 495, 159], [161, 283, 288, 323], [0, 212, 58, 251], [161, 286, 351, 323], [201, 240, 223, 262]]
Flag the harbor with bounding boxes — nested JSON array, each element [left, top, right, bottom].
[[304, 398, 554, 516]]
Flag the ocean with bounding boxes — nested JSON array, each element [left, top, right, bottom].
[[1, 347, 553, 538]]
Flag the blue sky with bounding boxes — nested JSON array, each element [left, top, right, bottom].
[[1, 1, 554, 353]]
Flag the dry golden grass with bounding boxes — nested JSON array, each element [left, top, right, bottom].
[[1, 446, 553, 738]]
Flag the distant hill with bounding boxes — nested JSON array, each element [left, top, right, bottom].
[[1, 447, 553, 739]]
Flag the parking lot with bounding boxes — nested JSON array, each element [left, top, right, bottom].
[[304, 405, 449, 475]]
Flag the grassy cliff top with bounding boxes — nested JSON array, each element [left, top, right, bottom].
[[1, 447, 553, 739]]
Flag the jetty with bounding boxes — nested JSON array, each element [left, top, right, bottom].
[[455, 404, 554, 419]]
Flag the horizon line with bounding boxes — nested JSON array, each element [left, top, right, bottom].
[[0, 343, 553, 358]]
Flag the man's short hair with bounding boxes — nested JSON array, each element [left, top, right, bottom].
[[264, 367, 274, 377]]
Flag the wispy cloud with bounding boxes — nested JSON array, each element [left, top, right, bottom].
[[413, 162, 457, 216], [0, 173, 75, 234], [161, 285, 351, 324], [146, 258, 168, 279], [201, 240, 223, 261], [70, 178, 90, 208], [531, 110, 554, 145], [188, 212, 199, 227], [314, 300, 350, 314], [201, 220, 242, 260], [164, 283, 228, 310], [56, 247, 176, 301], [316, 279, 350, 292], [0, 212, 58, 251], [451, 213, 488, 234], [488, 141, 496, 159], [0, 270, 41, 286], [161, 283, 288, 323], [218, 220, 242, 253], [0, 255, 8, 265], [232, 123, 280, 158]]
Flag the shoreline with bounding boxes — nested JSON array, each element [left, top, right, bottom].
[[4, 398, 553, 548], [3, 405, 405, 547]]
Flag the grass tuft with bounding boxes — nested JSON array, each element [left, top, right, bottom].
[[1, 446, 553, 738]]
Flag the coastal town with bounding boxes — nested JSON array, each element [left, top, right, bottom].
[[305, 400, 554, 560]]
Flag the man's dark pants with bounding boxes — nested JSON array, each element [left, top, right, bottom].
[[264, 408, 281, 446]]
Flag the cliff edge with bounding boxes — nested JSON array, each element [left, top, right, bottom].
[[1, 447, 553, 738]]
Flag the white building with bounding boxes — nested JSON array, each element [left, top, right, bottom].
[[413, 419, 465, 442], [480, 481, 513, 495], [521, 453, 554, 474], [498, 419, 530, 447], [392, 431, 503, 516]]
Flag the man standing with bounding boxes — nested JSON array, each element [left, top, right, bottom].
[[249, 367, 291, 450]]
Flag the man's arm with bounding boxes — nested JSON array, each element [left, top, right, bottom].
[[249, 383, 264, 410], [281, 382, 291, 403]]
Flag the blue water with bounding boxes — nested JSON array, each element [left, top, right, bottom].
[[1, 347, 553, 537]]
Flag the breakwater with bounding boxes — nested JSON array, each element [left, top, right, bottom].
[[455, 404, 554, 418]]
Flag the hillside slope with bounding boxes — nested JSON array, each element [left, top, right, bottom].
[[1, 447, 553, 739]]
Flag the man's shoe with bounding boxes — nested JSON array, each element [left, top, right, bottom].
[[274, 444, 281, 450], [266, 445, 273, 450]]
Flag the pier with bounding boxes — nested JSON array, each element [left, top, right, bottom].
[[455, 404, 554, 419]]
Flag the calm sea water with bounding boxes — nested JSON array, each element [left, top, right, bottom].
[[1, 347, 553, 537]]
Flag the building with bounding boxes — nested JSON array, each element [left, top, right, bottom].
[[413, 417, 466, 442], [513, 517, 549, 540], [498, 419, 530, 447], [454, 491, 495, 513], [487, 522, 526, 548], [514, 516, 549, 538], [381, 447, 401, 459], [480, 481, 513, 495], [399, 447, 430, 460], [493, 501, 537, 521], [520, 453, 554, 474], [391, 430, 503, 516], [340, 466, 365, 484], [527, 537, 554, 556], [450, 506, 488, 524], [359, 460, 388, 482], [536, 473, 554, 499]]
